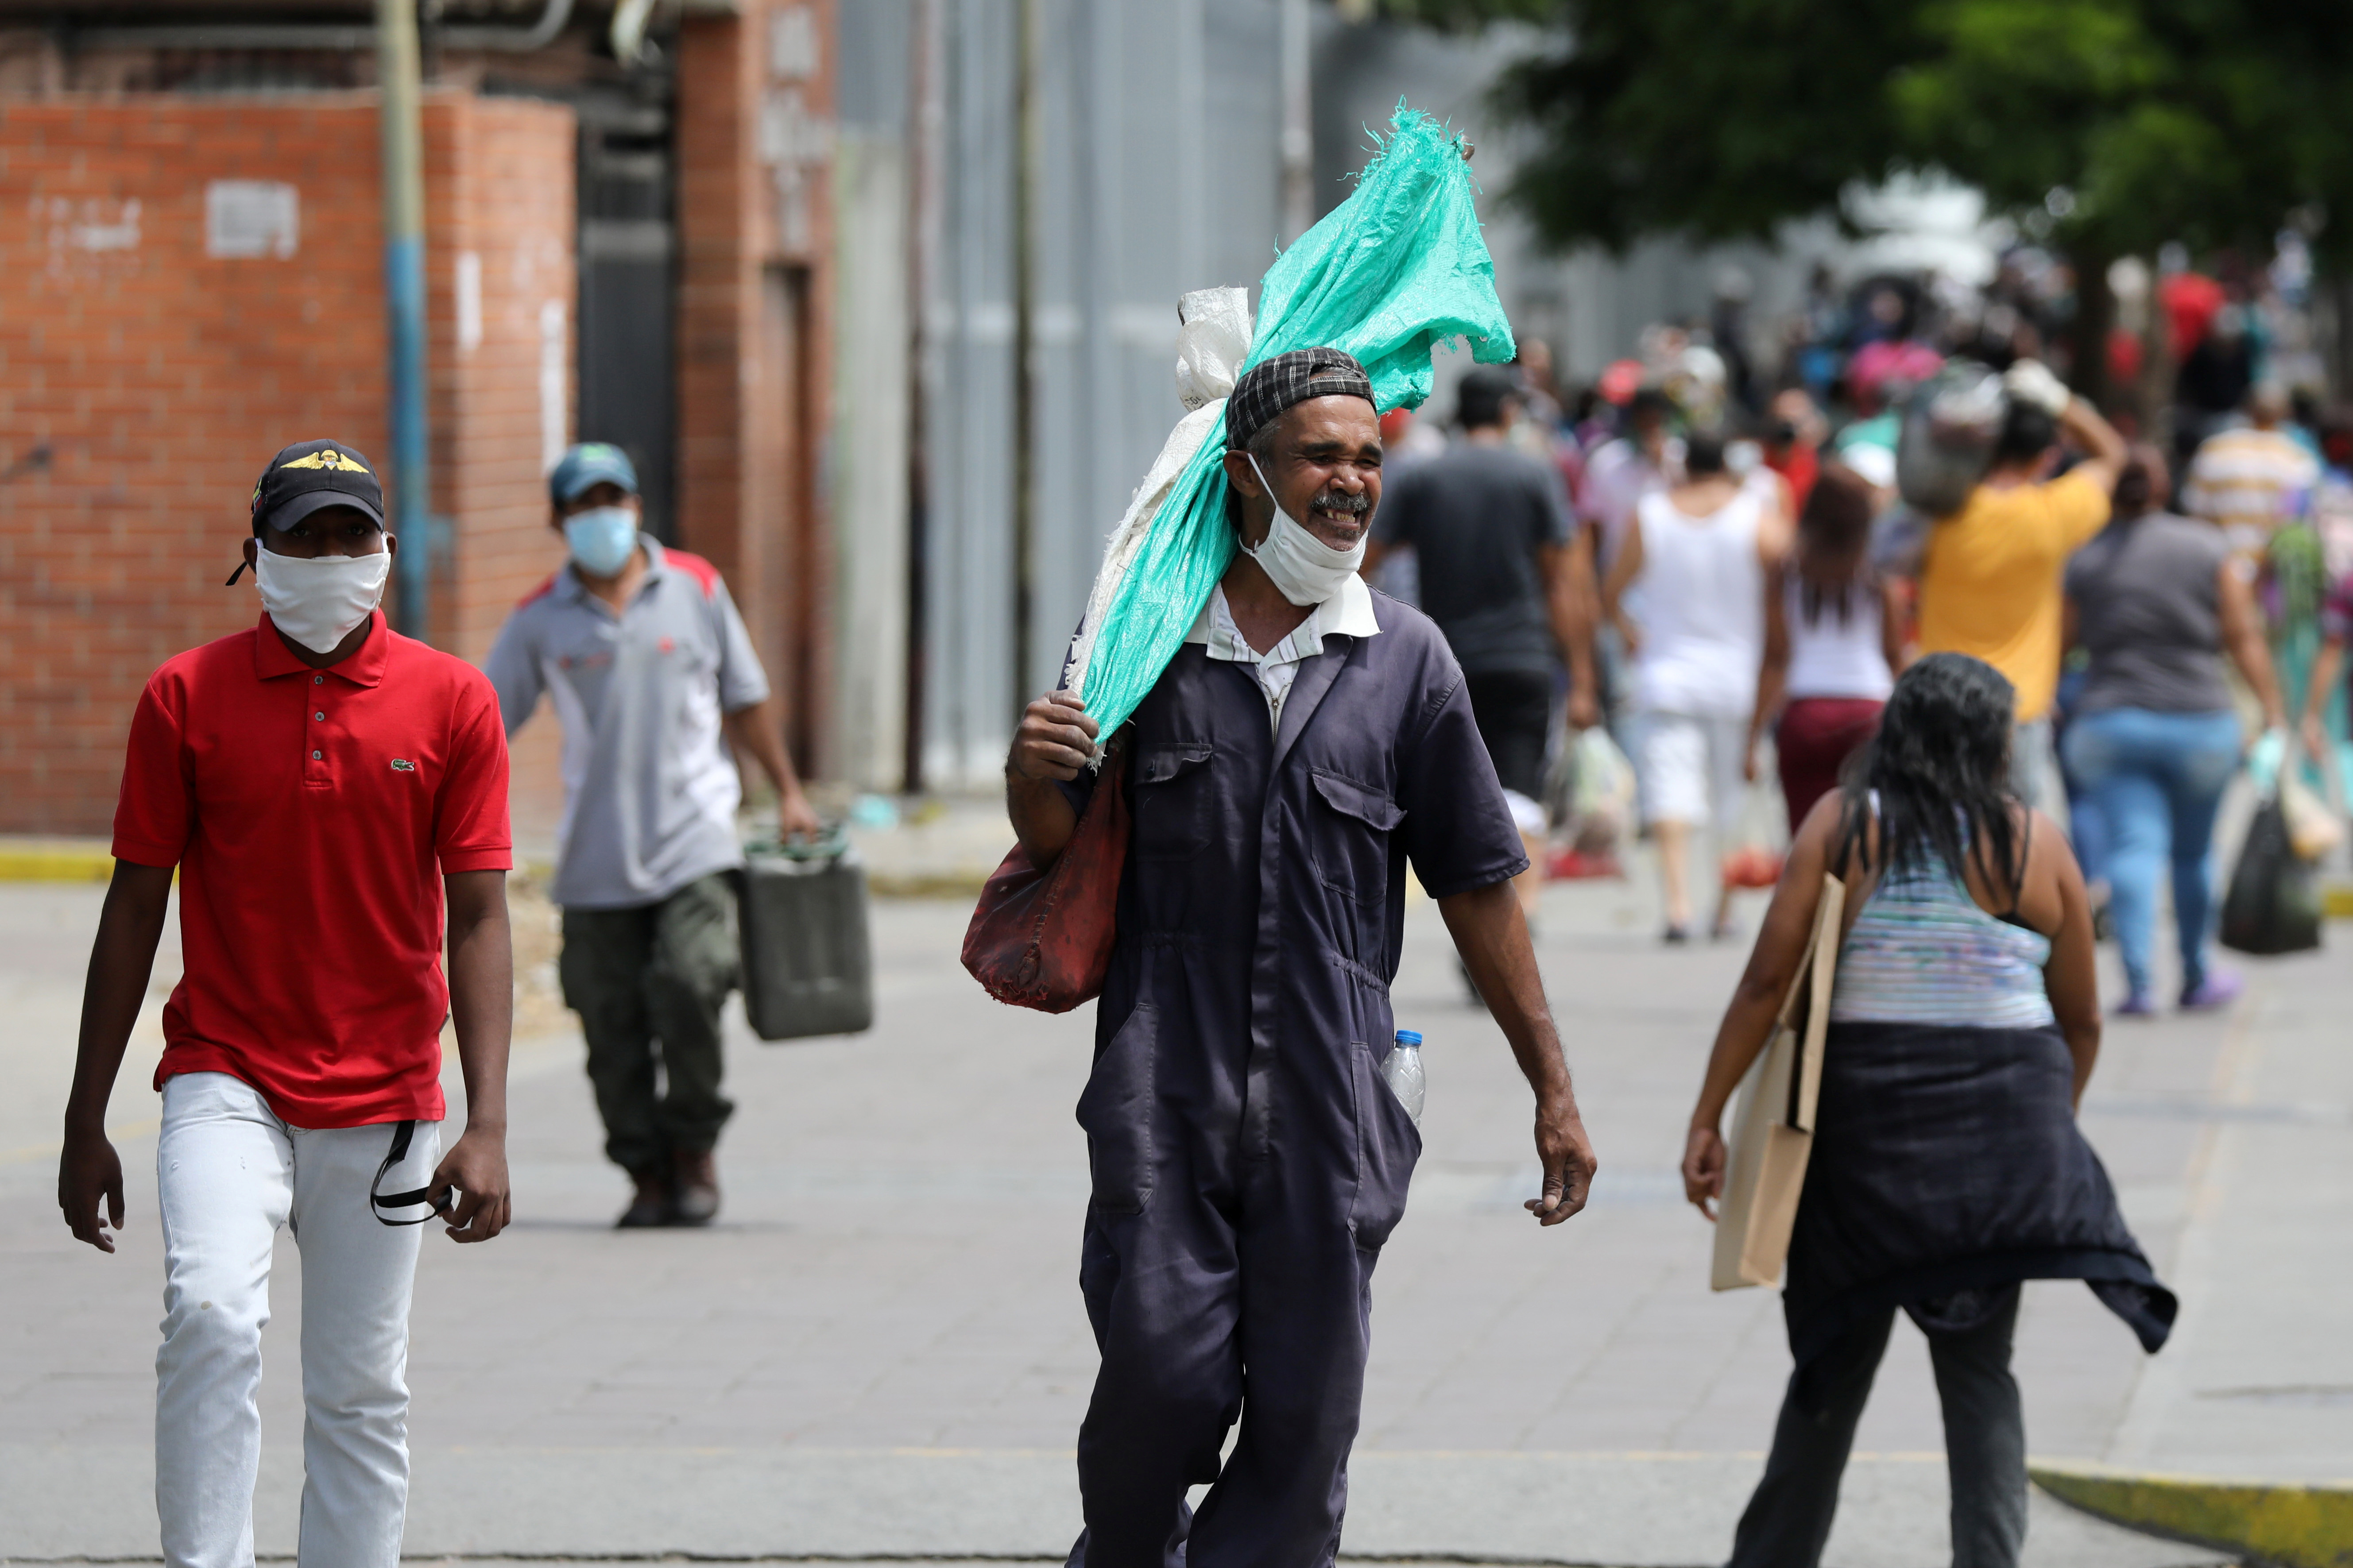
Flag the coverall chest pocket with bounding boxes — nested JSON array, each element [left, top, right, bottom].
[[1074, 1001, 1157, 1215], [1131, 744, 1214, 859], [1311, 771, 1404, 905]]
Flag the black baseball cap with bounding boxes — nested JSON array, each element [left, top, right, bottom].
[[250, 439, 386, 534]]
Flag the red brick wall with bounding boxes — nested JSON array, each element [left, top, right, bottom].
[[0, 92, 574, 840], [677, 0, 836, 779], [426, 94, 576, 853]]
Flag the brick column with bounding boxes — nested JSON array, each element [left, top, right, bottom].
[[676, 0, 836, 780]]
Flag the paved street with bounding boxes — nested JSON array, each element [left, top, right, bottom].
[[3, 849, 2344, 1564]]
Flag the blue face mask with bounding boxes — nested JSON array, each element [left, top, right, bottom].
[[564, 506, 639, 578]]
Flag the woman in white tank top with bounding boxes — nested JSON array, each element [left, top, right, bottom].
[[1751, 464, 1908, 830], [1603, 432, 1791, 940]]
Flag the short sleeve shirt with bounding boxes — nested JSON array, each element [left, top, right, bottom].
[[2182, 427, 2318, 556], [484, 540, 770, 910], [112, 612, 512, 1128], [2063, 513, 2233, 714], [1919, 470, 2111, 722], [1374, 442, 1574, 676]]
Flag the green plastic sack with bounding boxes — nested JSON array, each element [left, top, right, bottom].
[[1068, 103, 1516, 739]]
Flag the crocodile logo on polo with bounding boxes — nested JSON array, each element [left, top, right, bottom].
[[390, 758, 417, 772]]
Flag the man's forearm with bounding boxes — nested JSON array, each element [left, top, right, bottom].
[[1545, 543, 1599, 701], [2062, 397, 2128, 469], [724, 701, 805, 801], [445, 875, 513, 1133], [1007, 772, 1080, 868], [67, 863, 174, 1130], [1440, 881, 1571, 1098], [1549, 599, 1595, 701]]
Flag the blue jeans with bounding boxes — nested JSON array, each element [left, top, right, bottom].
[[2061, 707, 2242, 997]]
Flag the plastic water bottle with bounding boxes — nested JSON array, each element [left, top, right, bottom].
[[1382, 1029, 1426, 1126]]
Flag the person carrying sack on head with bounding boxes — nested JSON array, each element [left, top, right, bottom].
[[1006, 350, 1600, 1564], [1912, 360, 2129, 816], [58, 439, 517, 1568], [485, 443, 823, 1228]]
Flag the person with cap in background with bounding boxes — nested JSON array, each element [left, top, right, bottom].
[[1006, 349, 1599, 1562], [59, 439, 516, 1568], [486, 443, 821, 1228]]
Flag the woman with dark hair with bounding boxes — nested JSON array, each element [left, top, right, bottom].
[[2064, 444, 2285, 1015], [1684, 653, 2174, 1568], [1750, 464, 1908, 825]]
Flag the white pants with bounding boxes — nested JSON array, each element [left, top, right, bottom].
[[1632, 709, 1748, 830], [155, 1072, 439, 1568]]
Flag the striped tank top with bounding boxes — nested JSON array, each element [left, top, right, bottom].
[[1829, 854, 2056, 1030]]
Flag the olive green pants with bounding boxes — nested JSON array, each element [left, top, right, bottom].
[[559, 873, 739, 1174]]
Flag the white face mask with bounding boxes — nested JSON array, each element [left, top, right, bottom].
[[1242, 452, 1368, 607], [254, 545, 391, 654]]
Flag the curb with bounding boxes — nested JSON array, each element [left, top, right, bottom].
[[0, 841, 993, 900], [2031, 1461, 2353, 1567], [2, 842, 2338, 913], [0, 846, 111, 883]]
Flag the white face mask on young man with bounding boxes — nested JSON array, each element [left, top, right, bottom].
[[254, 544, 392, 654], [1242, 452, 1368, 608]]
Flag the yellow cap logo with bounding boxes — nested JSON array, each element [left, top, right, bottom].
[[280, 448, 372, 474]]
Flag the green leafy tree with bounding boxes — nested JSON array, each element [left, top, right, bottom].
[[1398, 0, 2353, 400]]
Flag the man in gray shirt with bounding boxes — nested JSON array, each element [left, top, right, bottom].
[[487, 444, 821, 1226]]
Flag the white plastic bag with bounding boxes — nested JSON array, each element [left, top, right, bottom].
[[1558, 727, 1637, 855], [1066, 288, 1254, 704], [1173, 286, 1251, 412]]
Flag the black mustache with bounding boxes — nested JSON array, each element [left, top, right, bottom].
[[1308, 490, 1370, 515]]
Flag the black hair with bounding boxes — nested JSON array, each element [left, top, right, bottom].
[[1795, 465, 1876, 624], [1683, 426, 1727, 475], [2110, 450, 2158, 520], [1836, 653, 2022, 895], [1628, 387, 1675, 422], [1456, 367, 1520, 431], [1993, 400, 2058, 466]]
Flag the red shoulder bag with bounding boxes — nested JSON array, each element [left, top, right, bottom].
[[961, 742, 1129, 1012]]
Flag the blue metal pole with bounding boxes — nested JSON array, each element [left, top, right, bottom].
[[378, 0, 431, 640]]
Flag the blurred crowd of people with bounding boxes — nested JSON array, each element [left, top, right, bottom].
[[1374, 245, 2353, 1007]]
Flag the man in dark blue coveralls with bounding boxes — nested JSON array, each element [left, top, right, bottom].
[[1007, 349, 1602, 1567]]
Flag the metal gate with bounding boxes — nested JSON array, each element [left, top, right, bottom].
[[576, 101, 677, 542]]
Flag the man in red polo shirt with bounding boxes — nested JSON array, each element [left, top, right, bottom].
[[57, 440, 515, 1568]]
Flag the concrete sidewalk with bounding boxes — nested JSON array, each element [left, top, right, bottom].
[[2, 860, 2337, 1564]]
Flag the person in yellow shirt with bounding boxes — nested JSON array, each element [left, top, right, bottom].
[[1917, 359, 2129, 811]]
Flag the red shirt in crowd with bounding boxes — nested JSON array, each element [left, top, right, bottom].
[[111, 610, 511, 1128], [1766, 440, 1820, 516]]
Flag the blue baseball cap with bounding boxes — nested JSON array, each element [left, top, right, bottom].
[[549, 442, 639, 505]]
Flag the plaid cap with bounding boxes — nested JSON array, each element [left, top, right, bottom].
[[1224, 348, 1375, 448]]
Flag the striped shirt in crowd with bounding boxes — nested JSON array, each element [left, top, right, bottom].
[[2181, 426, 2318, 558]]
